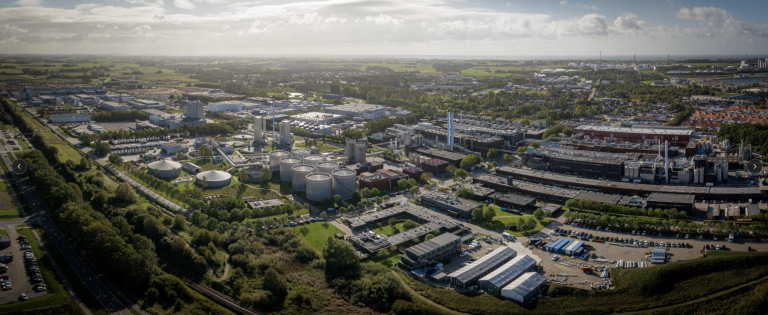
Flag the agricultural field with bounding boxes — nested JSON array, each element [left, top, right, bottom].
[[0, 181, 20, 219]]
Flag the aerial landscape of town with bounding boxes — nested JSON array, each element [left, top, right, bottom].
[[0, 0, 767, 315]]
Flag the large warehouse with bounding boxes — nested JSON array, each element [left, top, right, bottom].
[[196, 170, 232, 187], [146, 160, 183, 178], [447, 247, 517, 289], [500, 272, 548, 303], [574, 125, 693, 147], [323, 103, 388, 120], [478, 255, 538, 293]]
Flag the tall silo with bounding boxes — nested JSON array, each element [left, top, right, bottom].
[[332, 168, 357, 199], [316, 161, 338, 174], [306, 173, 332, 201], [292, 148, 311, 162], [292, 165, 315, 191], [303, 155, 324, 166], [355, 139, 367, 163], [280, 157, 301, 181], [346, 139, 355, 162], [270, 150, 289, 171]]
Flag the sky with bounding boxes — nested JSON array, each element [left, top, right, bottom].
[[0, 0, 767, 57]]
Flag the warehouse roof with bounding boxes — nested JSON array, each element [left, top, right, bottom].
[[501, 272, 547, 299], [415, 147, 467, 161], [448, 247, 517, 284], [575, 125, 693, 136], [647, 193, 695, 204], [406, 233, 460, 257], [479, 255, 536, 288], [490, 193, 536, 207]]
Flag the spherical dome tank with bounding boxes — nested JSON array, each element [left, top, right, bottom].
[[306, 173, 332, 201], [147, 160, 183, 178], [195, 170, 232, 187], [292, 165, 315, 192]]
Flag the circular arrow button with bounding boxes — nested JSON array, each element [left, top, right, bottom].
[[748, 159, 763, 174], [11, 159, 27, 175]]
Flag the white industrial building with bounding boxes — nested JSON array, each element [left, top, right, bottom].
[[186, 101, 206, 119], [130, 99, 166, 110], [207, 100, 254, 113], [98, 101, 131, 111], [324, 103, 388, 120], [500, 272, 548, 303], [51, 114, 90, 123], [290, 112, 343, 125], [478, 255, 538, 293], [279, 120, 293, 146], [345, 139, 367, 163], [196, 170, 232, 187]]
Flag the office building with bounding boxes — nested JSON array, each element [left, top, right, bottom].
[[324, 103, 388, 120], [400, 233, 461, 269], [447, 247, 517, 290]]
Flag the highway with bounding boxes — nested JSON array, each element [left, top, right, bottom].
[[1, 151, 133, 315]]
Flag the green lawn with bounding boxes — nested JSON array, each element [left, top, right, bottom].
[[17, 137, 31, 150], [292, 222, 344, 253], [369, 218, 421, 236], [244, 204, 310, 221], [0, 225, 71, 313], [0, 181, 21, 219], [17, 108, 81, 163], [366, 250, 402, 268], [188, 158, 229, 171], [471, 215, 547, 237]]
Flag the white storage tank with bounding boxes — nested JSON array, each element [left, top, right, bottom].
[[332, 168, 357, 199], [316, 161, 338, 175], [146, 160, 183, 178], [291, 148, 311, 162], [292, 165, 315, 192], [280, 157, 301, 181], [270, 150, 289, 171], [306, 173, 332, 201], [303, 155, 324, 166], [195, 170, 232, 187]]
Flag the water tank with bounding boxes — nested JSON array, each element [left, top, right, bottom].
[[306, 173, 332, 201], [332, 168, 357, 199], [716, 165, 722, 182], [355, 140, 367, 163], [346, 139, 355, 161], [292, 148, 311, 161], [527, 147, 534, 154], [316, 161, 338, 174], [624, 165, 630, 178], [693, 169, 699, 184], [279, 157, 301, 181], [292, 165, 315, 191], [269, 150, 289, 171], [723, 162, 728, 179], [700, 169, 705, 183], [303, 155, 324, 166]]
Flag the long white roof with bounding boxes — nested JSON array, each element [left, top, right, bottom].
[[576, 125, 693, 136]]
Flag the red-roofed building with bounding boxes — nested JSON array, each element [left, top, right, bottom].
[[422, 159, 449, 175]]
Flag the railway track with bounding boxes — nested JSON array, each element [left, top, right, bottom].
[[162, 264, 263, 315]]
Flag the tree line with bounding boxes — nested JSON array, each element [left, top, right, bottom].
[[91, 110, 149, 122]]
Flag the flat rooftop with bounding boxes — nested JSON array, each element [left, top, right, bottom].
[[406, 233, 461, 257], [489, 193, 536, 206], [415, 147, 467, 161], [647, 193, 695, 204], [247, 198, 285, 209], [421, 192, 481, 212], [576, 125, 693, 136]]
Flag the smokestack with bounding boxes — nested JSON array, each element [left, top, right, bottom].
[[665, 141, 669, 184]]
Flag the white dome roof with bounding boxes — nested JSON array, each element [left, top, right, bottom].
[[147, 160, 182, 171], [196, 170, 232, 182]]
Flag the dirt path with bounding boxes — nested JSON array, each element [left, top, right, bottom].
[[617, 275, 768, 314], [211, 254, 231, 282], [391, 270, 469, 315]]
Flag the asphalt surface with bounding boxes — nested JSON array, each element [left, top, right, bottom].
[[1, 152, 132, 315]]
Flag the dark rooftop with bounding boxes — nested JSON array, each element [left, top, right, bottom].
[[647, 193, 695, 204], [406, 233, 461, 257]]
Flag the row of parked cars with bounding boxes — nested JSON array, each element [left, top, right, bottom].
[[568, 221, 731, 241], [552, 227, 692, 248]]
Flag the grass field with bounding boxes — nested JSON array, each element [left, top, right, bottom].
[[188, 158, 229, 171], [292, 222, 344, 253], [369, 218, 421, 236], [17, 108, 81, 163], [0, 225, 73, 314], [0, 181, 20, 219], [366, 250, 402, 268], [471, 215, 546, 237]]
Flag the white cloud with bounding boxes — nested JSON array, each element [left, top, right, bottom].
[[574, 3, 599, 11], [559, 0, 567, 5], [134, 24, 152, 31], [675, 6, 768, 38], [174, 0, 196, 9], [14, 0, 43, 7], [221, 25, 231, 30], [544, 14, 607, 37], [675, 6, 729, 22]]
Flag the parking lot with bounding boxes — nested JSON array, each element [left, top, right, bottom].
[[439, 240, 509, 276], [0, 227, 47, 305]]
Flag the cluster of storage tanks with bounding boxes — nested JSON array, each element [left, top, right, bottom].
[[268, 150, 356, 201], [623, 165, 640, 179], [110, 136, 171, 145]]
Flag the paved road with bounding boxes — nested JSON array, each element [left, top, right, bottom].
[[2, 154, 132, 315]]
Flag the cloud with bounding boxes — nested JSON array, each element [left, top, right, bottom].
[[134, 24, 152, 31], [544, 14, 608, 37], [675, 6, 768, 38], [559, 0, 567, 5], [221, 25, 231, 30], [676, 6, 729, 22], [0, 25, 29, 34], [14, 0, 43, 7], [574, 3, 599, 10], [174, 0, 196, 9]]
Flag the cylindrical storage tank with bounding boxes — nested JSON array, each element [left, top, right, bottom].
[[269, 150, 289, 171], [332, 169, 357, 199], [693, 169, 700, 184], [292, 165, 315, 191], [280, 157, 301, 181], [716, 165, 722, 181], [355, 141, 367, 163], [291, 148, 311, 161], [346, 139, 355, 161], [303, 155, 324, 166], [723, 163, 728, 179], [147, 160, 183, 178], [316, 161, 338, 175], [306, 173, 332, 201], [195, 170, 232, 187]]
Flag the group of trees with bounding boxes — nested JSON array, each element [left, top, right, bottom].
[[565, 199, 688, 220], [459, 154, 483, 170], [542, 125, 574, 139], [91, 119, 248, 142], [92, 110, 149, 122], [718, 123, 768, 159]]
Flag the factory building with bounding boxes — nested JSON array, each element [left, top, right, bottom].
[[500, 272, 548, 303], [182, 162, 202, 174], [130, 99, 166, 110], [447, 247, 517, 290], [399, 233, 461, 269], [359, 173, 389, 191], [646, 193, 695, 212], [413, 148, 466, 167], [421, 159, 449, 175], [345, 161, 384, 175], [487, 193, 537, 212], [97, 101, 131, 111], [290, 112, 344, 125], [195, 170, 232, 187], [51, 114, 90, 123], [279, 120, 293, 147], [147, 160, 183, 178], [247, 198, 284, 209], [207, 100, 250, 113], [420, 192, 481, 219], [185, 101, 206, 119], [574, 125, 693, 147], [402, 165, 424, 180], [478, 255, 538, 293], [324, 103, 388, 120]]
